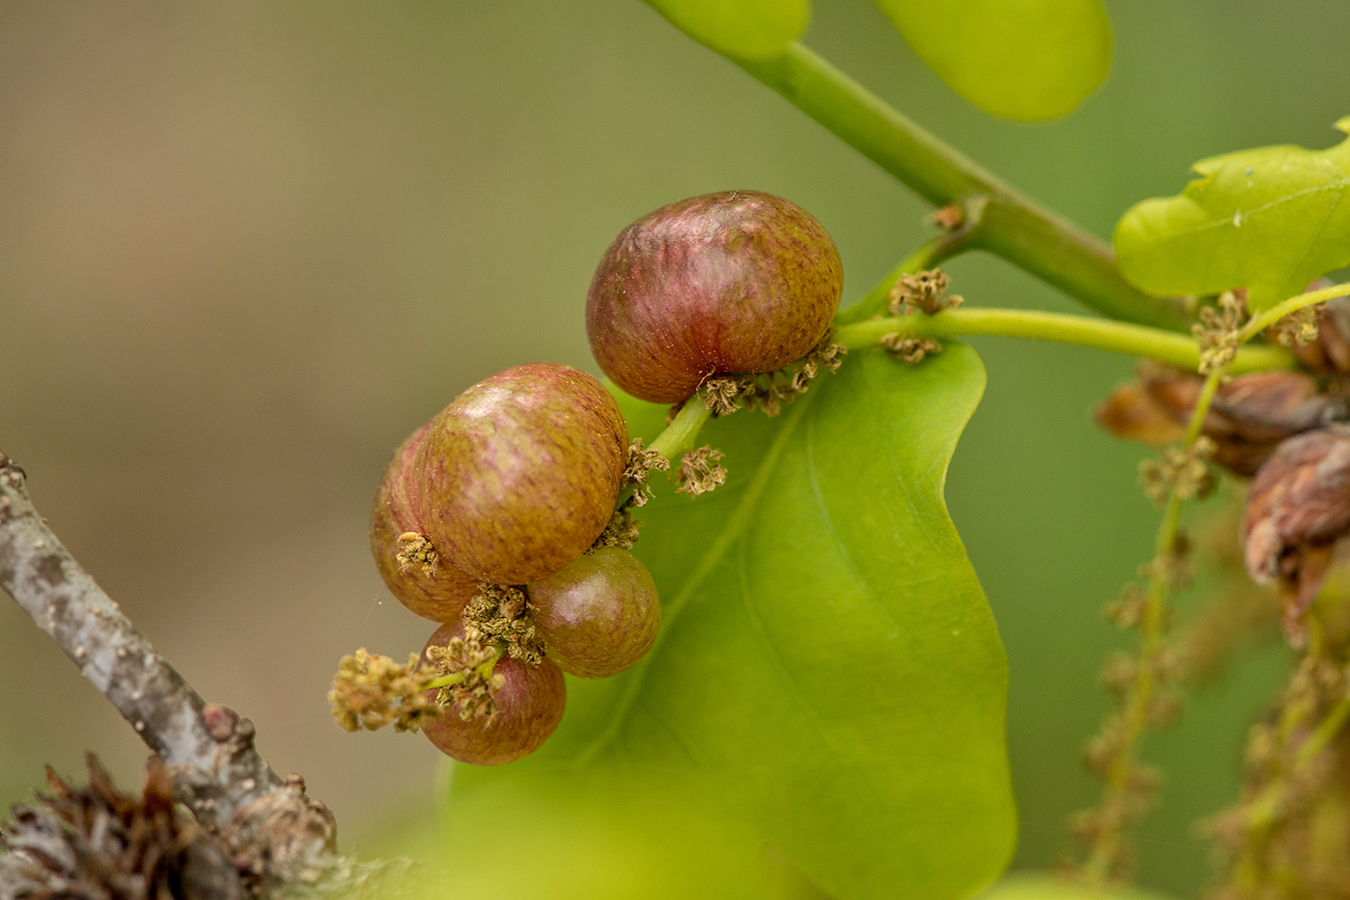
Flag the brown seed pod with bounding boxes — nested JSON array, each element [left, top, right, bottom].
[[1097, 361, 1333, 477], [415, 363, 628, 585], [530, 547, 661, 679], [419, 622, 566, 766], [1093, 382, 1187, 446], [586, 190, 844, 404], [1242, 425, 1350, 643], [370, 423, 480, 623]]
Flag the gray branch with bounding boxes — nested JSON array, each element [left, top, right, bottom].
[[0, 451, 353, 895]]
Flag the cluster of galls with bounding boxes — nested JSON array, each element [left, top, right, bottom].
[[366, 362, 653, 766], [1098, 288, 1350, 643], [345, 190, 843, 766]]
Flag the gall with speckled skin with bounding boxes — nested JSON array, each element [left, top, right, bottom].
[[369, 423, 480, 623], [419, 622, 566, 766], [414, 362, 628, 585], [531, 547, 661, 678], [586, 190, 844, 404]]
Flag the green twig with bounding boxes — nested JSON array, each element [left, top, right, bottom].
[[1240, 281, 1350, 340], [834, 308, 1295, 374], [647, 397, 715, 463], [1218, 610, 1347, 892], [1081, 366, 1224, 884], [736, 43, 1192, 330]]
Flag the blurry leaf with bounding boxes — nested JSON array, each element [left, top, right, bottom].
[[426, 777, 769, 900], [643, 0, 808, 60], [977, 873, 1177, 900], [1115, 118, 1350, 311], [441, 346, 1014, 899], [870, 0, 1111, 121]]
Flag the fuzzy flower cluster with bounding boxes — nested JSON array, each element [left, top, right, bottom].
[[677, 446, 727, 497], [886, 269, 964, 316], [328, 648, 441, 733], [463, 584, 542, 666], [702, 333, 845, 418], [619, 438, 671, 509], [431, 628, 506, 723]]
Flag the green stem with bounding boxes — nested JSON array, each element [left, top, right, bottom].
[[1245, 644, 1349, 835], [1082, 366, 1225, 883], [647, 398, 714, 462], [424, 645, 503, 692], [1229, 646, 1350, 891], [834, 308, 1295, 374], [1296, 685, 1350, 767], [1183, 375, 1223, 446], [736, 43, 1191, 331], [1082, 283, 1350, 884], [1240, 282, 1350, 340]]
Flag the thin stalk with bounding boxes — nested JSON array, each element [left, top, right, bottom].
[[1243, 688, 1350, 833], [1240, 282, 1350, 340], [736, 43, 1192, 330], [1226, 644, 1350, 892], [1296, 685, 1350, 767], [609, 397, 715, 512], [424, 644, 503, 692], [1080, 282, 1350, 882], [834, 308, 1295, 374], [1082, 366, 1226, 883], [648, 398, 714, 462]]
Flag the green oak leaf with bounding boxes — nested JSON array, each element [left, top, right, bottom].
[[643, 0, 808, 60], [977, 874, 1176, 900], [870, 0, 1111, 121], [437, 346, 1015, 900], [1115, 118, 1350, 312]]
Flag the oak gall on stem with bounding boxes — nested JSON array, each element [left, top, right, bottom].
[[370, 423, 480, 623], [415, 363, 629, 585], [586, 191, 843, 404]]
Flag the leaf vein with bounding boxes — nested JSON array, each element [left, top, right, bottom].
[[567, 398, 814, 771]]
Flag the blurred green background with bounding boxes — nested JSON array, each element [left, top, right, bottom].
[[1, 1, 1346, 895]]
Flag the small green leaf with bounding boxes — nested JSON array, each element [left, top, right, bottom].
[[643, 0, 808, 60], [439, 347, 1015, 899], [977, 873, 1177, 900], [870, 0, 1112, 121], [1115, 118, 1350, 312]]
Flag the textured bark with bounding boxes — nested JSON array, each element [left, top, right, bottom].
[[0, 451, 347, 896]]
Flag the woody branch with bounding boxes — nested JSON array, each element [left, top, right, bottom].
[[0, 450, 329, 845]]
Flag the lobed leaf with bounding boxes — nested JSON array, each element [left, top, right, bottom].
[[642, 0, 808, 61], [439, 346, 1015, 899], [1115, 118, 1350, 312], [870, 0, 1112, 122]]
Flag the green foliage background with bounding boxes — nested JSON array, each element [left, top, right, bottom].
[[1, 1, 1348, 896]]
